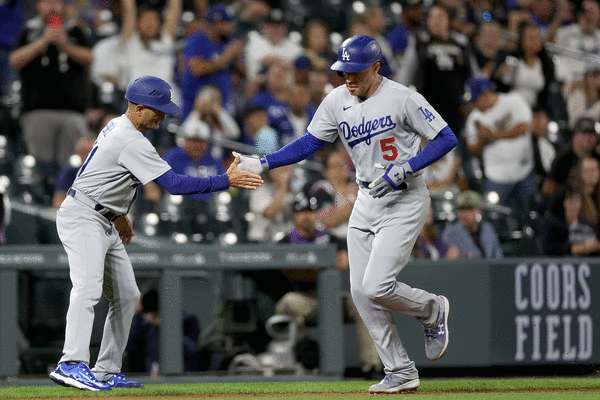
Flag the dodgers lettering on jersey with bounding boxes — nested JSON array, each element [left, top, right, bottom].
[[307, 76, 448, 182], [73, 114, 171, 214], [340, 115, 396, 148]]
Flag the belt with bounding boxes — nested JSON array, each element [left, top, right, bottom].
[[67, 188, 121, 223], [358, 180, 407, 190]]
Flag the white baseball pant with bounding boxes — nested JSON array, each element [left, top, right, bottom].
[[56, 195, 140, 380], [347, 176, 445, 379]]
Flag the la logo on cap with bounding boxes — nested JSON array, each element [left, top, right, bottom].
[[342, 48, 350, 61]]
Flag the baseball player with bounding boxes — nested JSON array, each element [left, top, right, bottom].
[[235, 35, 457, 394], [49, 76, 263, 391]]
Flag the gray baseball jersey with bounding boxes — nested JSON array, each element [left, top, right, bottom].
[[308, 76, 448, 378], [307, 77, 447, 182], [73, 114, 171, 214]]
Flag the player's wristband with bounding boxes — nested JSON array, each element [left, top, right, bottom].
[[259, 155, 269, 171]]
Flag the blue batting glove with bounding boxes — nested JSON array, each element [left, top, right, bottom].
[[368, 161, 413, 198]]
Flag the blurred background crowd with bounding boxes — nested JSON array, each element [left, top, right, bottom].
[[5, 0, 600, 378]]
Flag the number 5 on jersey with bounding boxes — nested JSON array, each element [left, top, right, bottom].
[[380, 137, 398, 161]]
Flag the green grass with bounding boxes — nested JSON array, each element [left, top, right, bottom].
[[1, 377, 599, 399]]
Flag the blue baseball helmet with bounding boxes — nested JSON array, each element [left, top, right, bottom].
[[125, 76, 180, 114], [331, 35, 383, 73]]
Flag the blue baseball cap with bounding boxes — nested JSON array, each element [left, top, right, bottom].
[[125, 76, 180, 114], [205, 5, 236, 23], [463, 77, 495, 103]]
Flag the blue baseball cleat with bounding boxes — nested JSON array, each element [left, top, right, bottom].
[[49, 362, 111, 391], [424, 295, 450, 361], [104, 373, 144, 388]]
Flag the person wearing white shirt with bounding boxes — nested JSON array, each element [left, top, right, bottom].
[[120, 0, 181, 102], [554, 0, 600, 88], [464, 77, 538, 216], [244, 9, 303, 79]]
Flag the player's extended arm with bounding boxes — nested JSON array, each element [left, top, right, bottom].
[[156, 157, 263, 194], [235, 132, 328, 173], [155, 169, 230, 194], [369, 126, 458, 198]]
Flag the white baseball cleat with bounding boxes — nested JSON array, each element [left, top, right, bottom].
[[369, 374, 420, 394]]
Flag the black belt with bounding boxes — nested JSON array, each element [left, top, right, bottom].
[[358, 180, 407, 190], [67, 188, 121, 223]]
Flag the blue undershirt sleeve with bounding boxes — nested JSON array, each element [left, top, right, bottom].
[[154, 169, 230, 194], [408, 126, 458, 172], [264, 133, 328, 169]]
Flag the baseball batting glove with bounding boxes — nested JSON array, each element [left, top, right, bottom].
[[232, 152, 269, 174], [368, 161, 413, 198]]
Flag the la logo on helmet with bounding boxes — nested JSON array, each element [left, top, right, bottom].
[[342, 48, 350, 61]]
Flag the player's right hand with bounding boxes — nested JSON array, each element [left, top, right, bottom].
[[368, 161, 412, 198], [227, 155, 264, 189], [232, 151, 268, 174]]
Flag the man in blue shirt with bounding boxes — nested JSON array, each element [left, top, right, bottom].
[[162, 119, 225, 202], [180, 5, 244, 121]]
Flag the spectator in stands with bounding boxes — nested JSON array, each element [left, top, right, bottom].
[[244, 8, 303, 79], [572, 156, 600, 230], [566, 61, 600, 128], [239, 104, 279, 155], [543, 116, 600, 197], [9, 0, 94, 201], [248, 63, 295, 144], [507, 0, 572, 43], [473, 20, 504, 79], [274, 191, 382, 380], [306, 151, 358, 243], [181, 4, 244, 121], [361, 5, 397, 73], [247, 164, 297, 242], [89, 33, 129, 109], [301, 19, 335, 73], [464, 77, 538, 215], [543, 184, 600, 256], [412, 203, 451, 260], [163, 118, 225, 202], [386, 0, 424, 64], [553, 0, 600, 89], [120, 0, 181, 94], [286, 83, 316, 143], [493, 22, 556, 111], [441, 190, 503, 259], [437, 0, 475, 39], [0, 0, 23, 92], [530, 107, 557, 192], [396, 4, 475, 135], [52, 136, 96, 208], [307, 69, 329, 107], [180, 85, 241, 162]]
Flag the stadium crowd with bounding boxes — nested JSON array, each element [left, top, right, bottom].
[[2, 0, 600, 256]]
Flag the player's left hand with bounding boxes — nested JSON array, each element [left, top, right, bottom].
[[113, 215, 134, 244], [368, 161, 413, 198]]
